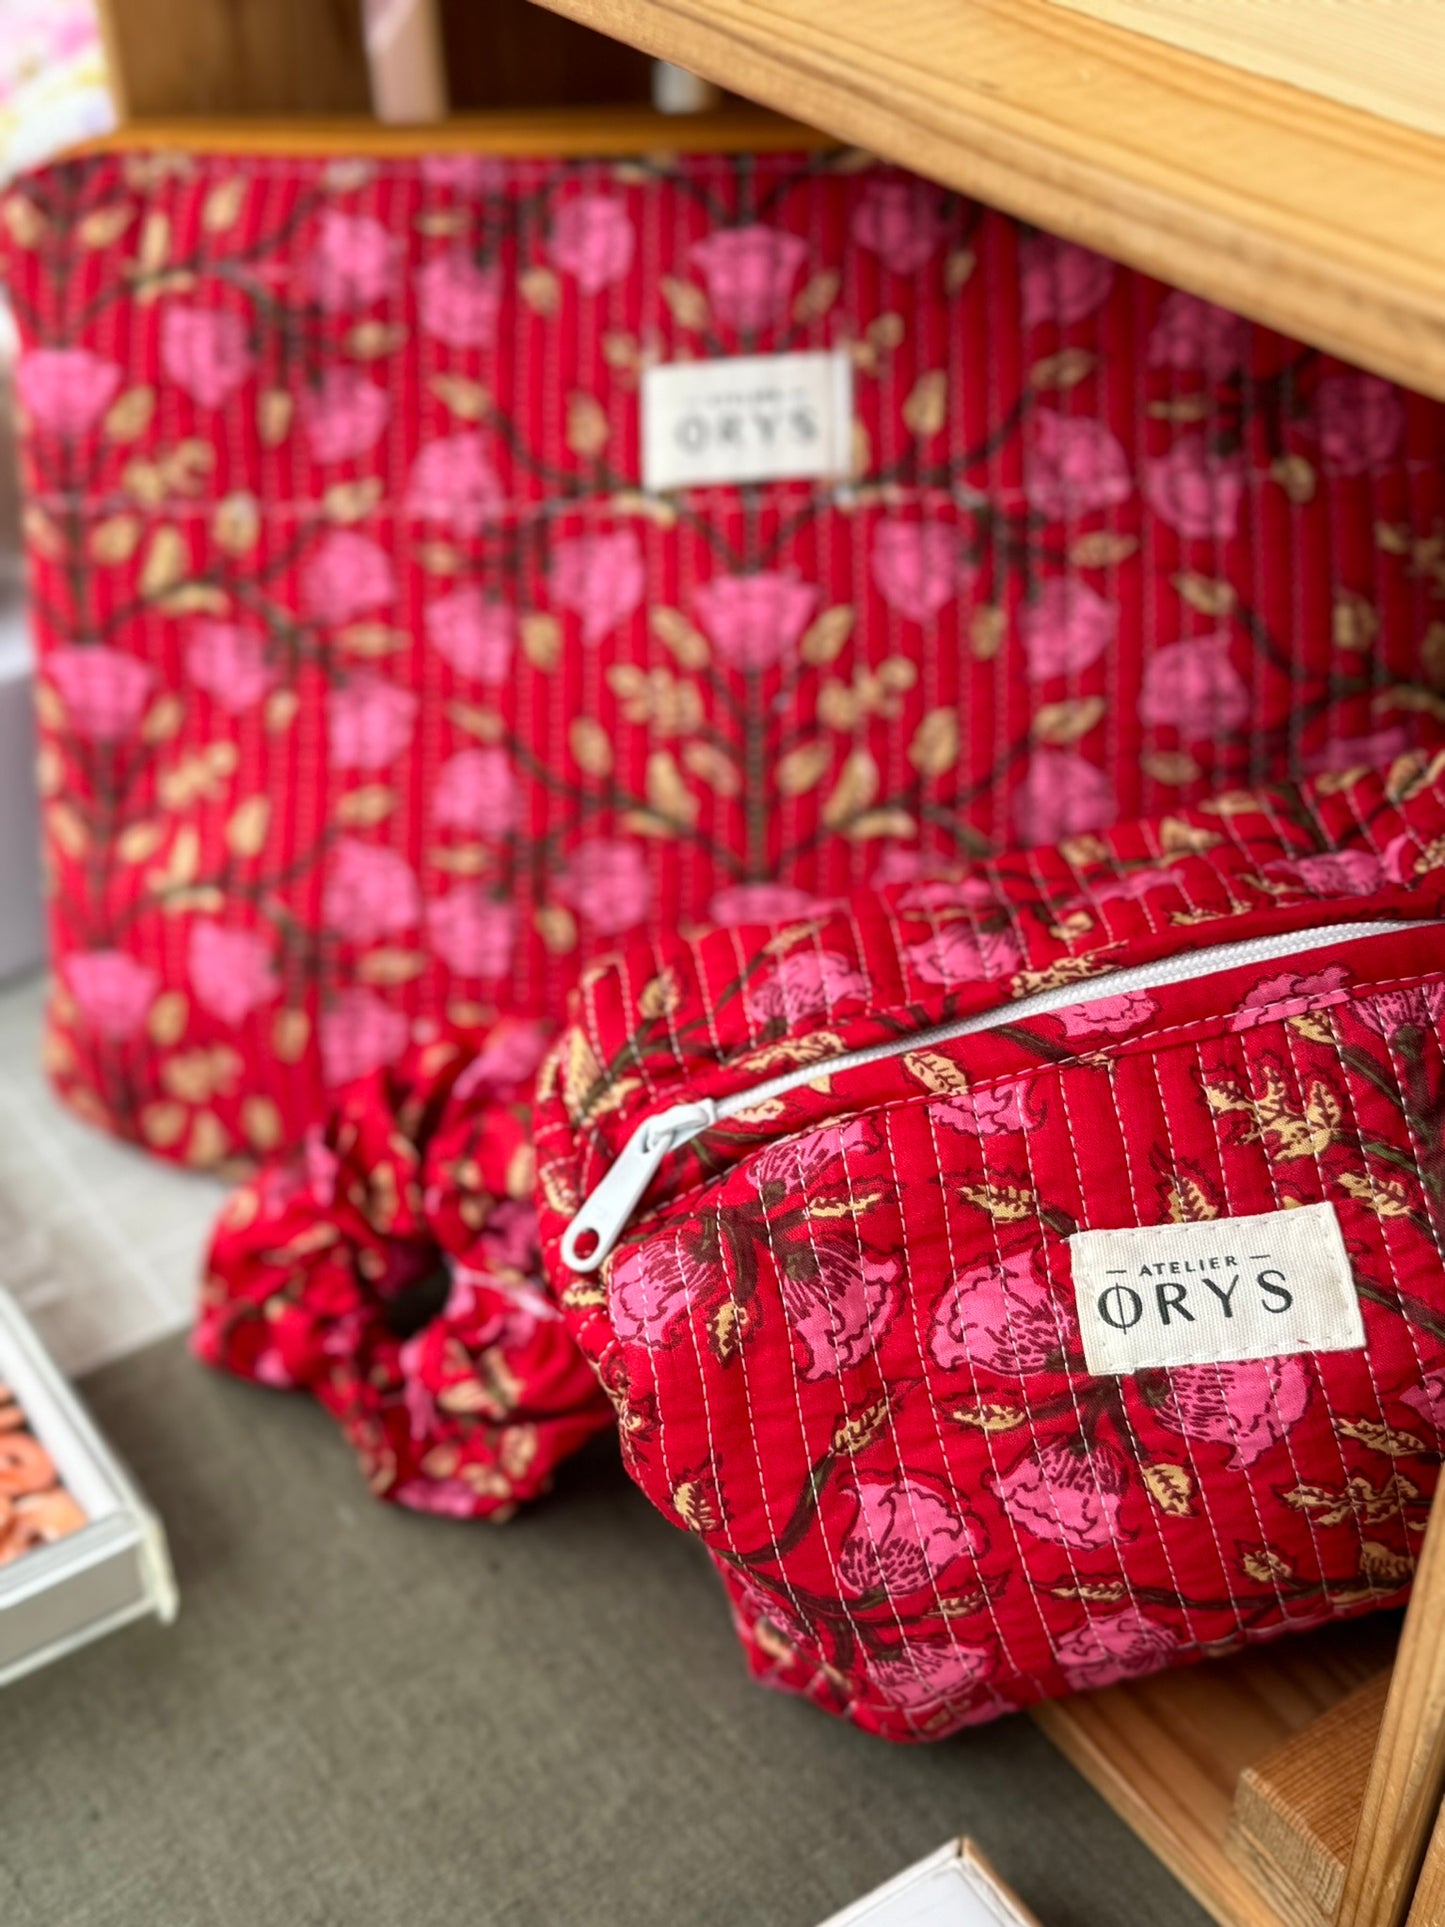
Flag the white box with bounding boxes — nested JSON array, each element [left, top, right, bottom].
[[816, 1840, 1043, 1927], [0, 1289, 176, 1687]]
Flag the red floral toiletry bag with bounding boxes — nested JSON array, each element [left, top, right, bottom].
[[6, 144, 1445, 1167], [534, 764, 1445, 1739]]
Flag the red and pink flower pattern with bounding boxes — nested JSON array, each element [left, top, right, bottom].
[[4, 145, 1445, 1173], [533, 768, 1445, 1739]]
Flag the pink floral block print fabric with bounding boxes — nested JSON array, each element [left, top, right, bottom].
[[535, 764, 1445, 1738], [4, 147, 1445, 1164]]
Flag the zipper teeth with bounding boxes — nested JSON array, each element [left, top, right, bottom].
[[704, 920, 1423, 1127]]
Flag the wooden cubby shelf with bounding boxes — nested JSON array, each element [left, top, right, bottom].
[[526, 0, 1445, 402]]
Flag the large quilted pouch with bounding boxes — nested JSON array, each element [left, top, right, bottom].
[[5, 143, 1445, 1166], [534, 763, 1445, 1739]]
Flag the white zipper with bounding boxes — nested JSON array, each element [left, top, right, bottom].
[[560, 919, 1428, 1272]]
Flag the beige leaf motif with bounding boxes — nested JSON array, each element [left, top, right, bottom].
[[1069, 531, 1138, 568], [1158, 816, 1223, 856], [908, 707, 960, 778], [1142, 748, 1200, 786], [645, 751, 697, 826], [358, 948, 429, 986], [1143, 1463, 1196, 1518], [103, 386, 155, 442], [945, 246, 977, 292], [336, 622, 406, 660], [430, 844, 489, 876], [1359, 1540, 1415, 1589], [794, 270, 841, 324], [660, 276, 709, 331], [649, 606, 711, 670], [1032, 696, 1106, 745], [91, 514, 143, 565], [638, 969, 681, 1021], [1336, 1414, 1428, 1459], [225, 796, 271, 860], [847, 808, 916, 840], [79, 203, 134, 249], [345, 320, 408, 360], [902, 369, 948, 438], [1174, 572, 1237, 617], [139, 525, 188, 599], [134, 210, 171, 275], [1271, 453, 1317, 504], [141, 693, 186, 745], [832, 1396, 891, 1455], [1030, 348, 1094, 391], [958, 1181, 1037, 1224], [147, 990, 189, 1048], [1332, 591, 1379, 652], [969, 606, 1006, 660], [672, 1479, 722, 1534], [211, 492, 261, 556], [325, 478, 384, 524], [570, 717, 614, 778], [2, 196, 46, 247], [1336, 1170, 1412, 1220], [1166, 1175, 1219, 1223], [777, 741, 832, 797], [535, 904, 578, 955], [821, 749, 879, 828], [566, 392, 610, 459], [799, 605, 855, 666], [903, 1049, 969, 1096], [139, 1101, 186, 1149], [447, 700, 503, 744], [520, 612, 561, 671], [429, 373, 491, 421], [413, 208, 469, 238], [201, 177, 247, 233], [682, 741, 741, 797], [949, 1402, 1027, 1433], [242, 1097, 284, 1153], [519, 266, 560, 316], [1240, 1544, 1295, 1586], [158, 584, 230, 617], [257, 390, 293, 448], [601, 330, 641, 370], [273, 1008, 310, 1064]]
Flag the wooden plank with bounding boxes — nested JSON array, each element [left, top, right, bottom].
[[76, 104, 832, 159], [1031, 1618, 1398, 1927], [1405, 1800, 1445, 1927], [1338, 1505, 1445, 1927], [94, 0, 372, 119], [1230, 1673, 1391, 1927], [1048, 1, 1445, 139], [523, 0, 1445, 399]]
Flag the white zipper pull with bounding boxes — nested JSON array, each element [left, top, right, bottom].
[[561, 1099, 717, 1273]]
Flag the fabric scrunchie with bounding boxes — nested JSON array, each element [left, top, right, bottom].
[[195, 1020, 612, 1520]]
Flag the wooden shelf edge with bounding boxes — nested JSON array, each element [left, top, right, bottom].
[[524, 0, 1445, 400], [73, 104, 835, 158], [1028, 1620, 1397, 1927]]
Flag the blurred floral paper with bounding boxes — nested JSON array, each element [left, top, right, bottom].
[[0, 1, 114, 187]]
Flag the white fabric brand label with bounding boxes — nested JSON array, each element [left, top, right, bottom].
[[1069, 1202, 1364, 1377], [641, 350, 853, 492]]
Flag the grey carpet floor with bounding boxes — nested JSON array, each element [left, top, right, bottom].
[[0, 1337, 1208, 1927]]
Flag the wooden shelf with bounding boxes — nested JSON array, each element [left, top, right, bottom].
[[1031, 1620, 1398, 1927], [525, 0, 1445, 400]]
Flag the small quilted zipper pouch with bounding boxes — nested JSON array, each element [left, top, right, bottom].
[[534, 762, 1445, 1740]]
